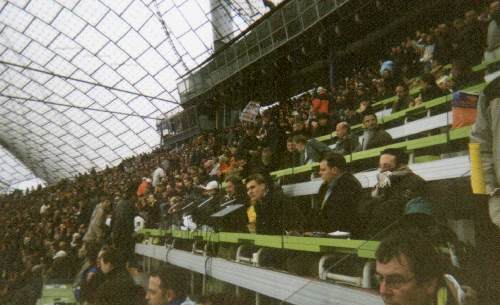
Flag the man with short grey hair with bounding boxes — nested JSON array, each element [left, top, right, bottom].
[[332, 121, 361, 155]]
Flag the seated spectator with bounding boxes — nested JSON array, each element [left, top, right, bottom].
[[256, 146, 278, 173], [311, 112, 333, 138], [437, 75, 453, 93], [350, 99, 373, 125], [293, 135, 331, 165], [127, 259, 148, 290], [392, 84, 414, 113], [291, 120, 310, 138], [450, 59, 481, 91], [47, 250, 72, 280], [312, 152, 362, 236], [381, 64, 401, 91], [362, 148, 427, 237], [245, 173, 300, 235], [281, 137, 300, 169], [374, 79, 392, 100], [332, 122, 361, 155], [146, 267, 195, 305], [415, 73, 444, 105], [360, 113, 393, 150], [191, 181, 222, 228], [220, 176, 248, 232], [376, 229, 476, 305], [96, 247, 139, 305]]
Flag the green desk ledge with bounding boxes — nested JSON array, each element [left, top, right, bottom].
[[137, 229, 380, 258]]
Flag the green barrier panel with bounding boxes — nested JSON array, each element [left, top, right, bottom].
[[138, 229, 380, 259], [371, 58, 491, 109], [449, 126, 472, 140], [316, 82, 485, 144], [272, 162, 319, 178], [272, 126, 471, 178]]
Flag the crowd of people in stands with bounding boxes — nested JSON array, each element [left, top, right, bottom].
[[0, 1, 499, 305]]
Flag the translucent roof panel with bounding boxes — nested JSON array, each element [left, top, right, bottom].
[[0, 0, 275, 189]]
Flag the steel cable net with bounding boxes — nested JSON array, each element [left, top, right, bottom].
[[0, 0, 275, 191]]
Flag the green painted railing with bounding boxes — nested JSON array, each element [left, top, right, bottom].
[[138, 229, 380, 259], [271, 125, 471, 178]]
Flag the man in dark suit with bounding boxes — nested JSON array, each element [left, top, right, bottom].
[[313, 152, 363, 237]]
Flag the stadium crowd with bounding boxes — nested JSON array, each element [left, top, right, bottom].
[[0, 1, 499, 305]]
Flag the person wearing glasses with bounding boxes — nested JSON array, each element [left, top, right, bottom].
[[375, 230, 476, 305]]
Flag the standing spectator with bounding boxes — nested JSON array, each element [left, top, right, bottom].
[[111, 194, 136, 265], [151, 160, 166, 190], [470, 64, 500, 229], [417, 34, 435, 73], [484, 1, 500, 62], [311, 87, 330, 115], [40, 202, 50, 216], [257, 109, 282, 156], [137, 178, 152, 197], [83, 196, 111, 246], [360, 113, 393, 150], [455, 10, 484, 66], [433, 23, 454, 66]]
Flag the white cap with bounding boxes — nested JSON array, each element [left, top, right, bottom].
[[202, 180, 219, 191], [53, 250, 67, 260]]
